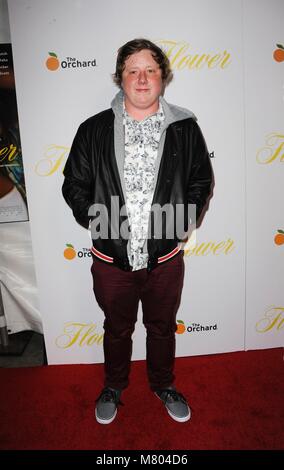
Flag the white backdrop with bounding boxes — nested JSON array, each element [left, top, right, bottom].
[[244, 0, 284, 349], [7, 0, 283, 364]]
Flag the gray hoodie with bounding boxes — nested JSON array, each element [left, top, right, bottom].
[[111, 89, 197, 263]]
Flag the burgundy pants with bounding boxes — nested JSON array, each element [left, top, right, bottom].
[[91, 251, 184, 391]]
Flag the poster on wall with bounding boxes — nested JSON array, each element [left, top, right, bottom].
[[0, 43, 28, 223]]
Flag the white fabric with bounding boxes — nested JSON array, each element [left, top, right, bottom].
[[0, 221, 42, 333]]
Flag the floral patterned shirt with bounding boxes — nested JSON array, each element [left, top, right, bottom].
[[123, 101, 165, 271]]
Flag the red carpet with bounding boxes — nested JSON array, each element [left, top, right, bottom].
[[0, 348, 283, 450]]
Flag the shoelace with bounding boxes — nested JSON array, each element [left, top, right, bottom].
[[95, 388, 124, 406], [159, 389, 188, 404]]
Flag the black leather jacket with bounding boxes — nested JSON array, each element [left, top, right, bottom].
[[62, 108, 212, 271]]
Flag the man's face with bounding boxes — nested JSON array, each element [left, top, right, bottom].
[[121, 49, 163, 118]]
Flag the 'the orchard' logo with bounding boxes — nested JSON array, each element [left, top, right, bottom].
[[274, 229, 284, 246], [176, 320, 186, 334], [63, 243, 76, 260], [45, 52, 60, 71], [63, 243, 92, 260], [175, 320, 218, 335], [45, 51, 97, 71], [273, 43, 284, 62]]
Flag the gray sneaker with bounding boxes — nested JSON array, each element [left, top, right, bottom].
[[155, 387, 191, 422], [95, 387, 122, 424]]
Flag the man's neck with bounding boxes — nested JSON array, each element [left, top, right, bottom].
[[124, 101, 159, 122]]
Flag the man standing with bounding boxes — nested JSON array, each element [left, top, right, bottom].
[[62, 38, 212, 424]]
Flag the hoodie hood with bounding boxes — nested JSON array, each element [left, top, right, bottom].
[[111, 89, 197, 125]]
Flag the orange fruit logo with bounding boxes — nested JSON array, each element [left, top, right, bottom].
[[176, 320, 186, 334], [273, 44, 284, 62], [46, 52, 60, 71], [274, 229, 284, 246], [64, 243, 76, 260]]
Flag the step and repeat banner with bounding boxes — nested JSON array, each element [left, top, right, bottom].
[[0, 1, 42, 336], [7, 0, 283, 364], [244, 0, 284, 350]]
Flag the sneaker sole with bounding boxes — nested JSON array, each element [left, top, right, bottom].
[[95, 407, 117, 425], [155, 392, 191, 423], [167, 408, 191, 423]]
